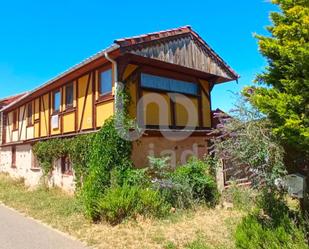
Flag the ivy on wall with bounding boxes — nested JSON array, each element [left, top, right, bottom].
[[32, 134, 95, 185], [32, 82, 133, 188]]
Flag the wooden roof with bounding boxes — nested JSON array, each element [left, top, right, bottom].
[[115, 26, 239, 82]]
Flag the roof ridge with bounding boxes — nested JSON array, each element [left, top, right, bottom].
[[115, 25, 191, 42], [114, 26, 192, 47]]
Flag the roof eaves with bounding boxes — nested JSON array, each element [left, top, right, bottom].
[[2, 44, 119, 112], [189, 29, 240, 80]]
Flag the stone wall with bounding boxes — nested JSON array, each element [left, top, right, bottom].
[[0, 144, 42, 187], [0, 144, 75, 193], [131, 135, 209, 168]]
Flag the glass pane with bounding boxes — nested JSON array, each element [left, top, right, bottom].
[[54, 91, 61, 112], [66, 84, 73, 106], [141, 73, 198, 95], [100, 69, 112, 95]]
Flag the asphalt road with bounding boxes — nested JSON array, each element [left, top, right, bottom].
[[0, 205, 88, 249]]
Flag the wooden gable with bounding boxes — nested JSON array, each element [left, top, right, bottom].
[[119, 33, 237, 82]]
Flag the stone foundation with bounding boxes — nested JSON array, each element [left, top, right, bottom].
[[132, 135, 209, 168], [0, 134, 218, 193]]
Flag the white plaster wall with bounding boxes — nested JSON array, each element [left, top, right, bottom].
[[0, 145, 42, 187], [0, 145, 76, 193], [48, 158, 75, 193], [6, 113, 12, 143], [26, 126, 34, 140], [0, 146, 12, 172], [11, 130, 18, 142]]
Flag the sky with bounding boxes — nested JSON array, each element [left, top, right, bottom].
[[0, 0, 278, 112]]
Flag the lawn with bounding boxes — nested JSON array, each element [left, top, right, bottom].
[[0, 174, 242, 249]]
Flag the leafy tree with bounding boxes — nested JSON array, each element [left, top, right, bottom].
[[243, 0, 309, 170]]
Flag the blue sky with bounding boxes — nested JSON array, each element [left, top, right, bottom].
[[0, 0, 277, 112]]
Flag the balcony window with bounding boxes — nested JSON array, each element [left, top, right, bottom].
[[141, 73, 198, 96]]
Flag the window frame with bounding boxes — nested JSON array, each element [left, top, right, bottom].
[[31, 152, 40, 170], [27, 102, 33, 126], [98, 67, 113, 98], [139, 69, 203, 130], [52, 89, 61, 114], [65, 83, 74, 110], [140, 73, 198, 96], [61, 156, 72, 175]]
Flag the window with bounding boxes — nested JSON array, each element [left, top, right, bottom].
[[13, 110, 18, 130], [27, 103, 33, 126], [11, 146, 16, 168], [61, 156, 72, 175], [141, 73, 198, 96], [99, 69, 112, 95], [53, 90, 61, 113], [65, 83, 74, 109]]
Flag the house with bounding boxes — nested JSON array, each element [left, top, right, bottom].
[[0, 93, 27, 146], [0, 26, 239, 191]]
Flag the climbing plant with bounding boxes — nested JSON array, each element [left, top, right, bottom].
[[32, 134, 95, 183]]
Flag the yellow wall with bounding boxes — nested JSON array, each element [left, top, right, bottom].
[[63, 112, 76, 133], [34, 122, 39, 138], [142, 90, 171, 126], [199, 79, 211, 128], [199, 79, 210, 94], [3, 64, 214, 144], [202, 91, 211, 127], [34, 98, 40, 120], [77, 74, 93, 130], [175, 95, 199, 127], [96, 101, 114, 127], [127, 79, 137, 119], [40, 94, 50, 137]]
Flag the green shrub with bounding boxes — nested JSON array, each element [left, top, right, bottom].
[[98, 185, 170, 225], [80, 117, 133, 221], [155, 179, 194, 209], [148, 156, 171, 179], [122, 167, 151, 187], [257, 190, 290, 225], [223, 183, 256, 211], [168, 158, 219, 207], [235, 213, 308, 249]]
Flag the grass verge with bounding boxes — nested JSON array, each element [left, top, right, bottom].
[[0, 174, 242, 249]]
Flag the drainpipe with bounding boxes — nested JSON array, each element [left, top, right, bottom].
[[104, 52, 118, 115]]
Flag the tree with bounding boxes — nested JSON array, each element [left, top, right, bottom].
[[211, 98, 286, 188], [243, 0, 309, 171]]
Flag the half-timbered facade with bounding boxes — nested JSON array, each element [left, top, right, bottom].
[[0, 26, 238, 192]]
